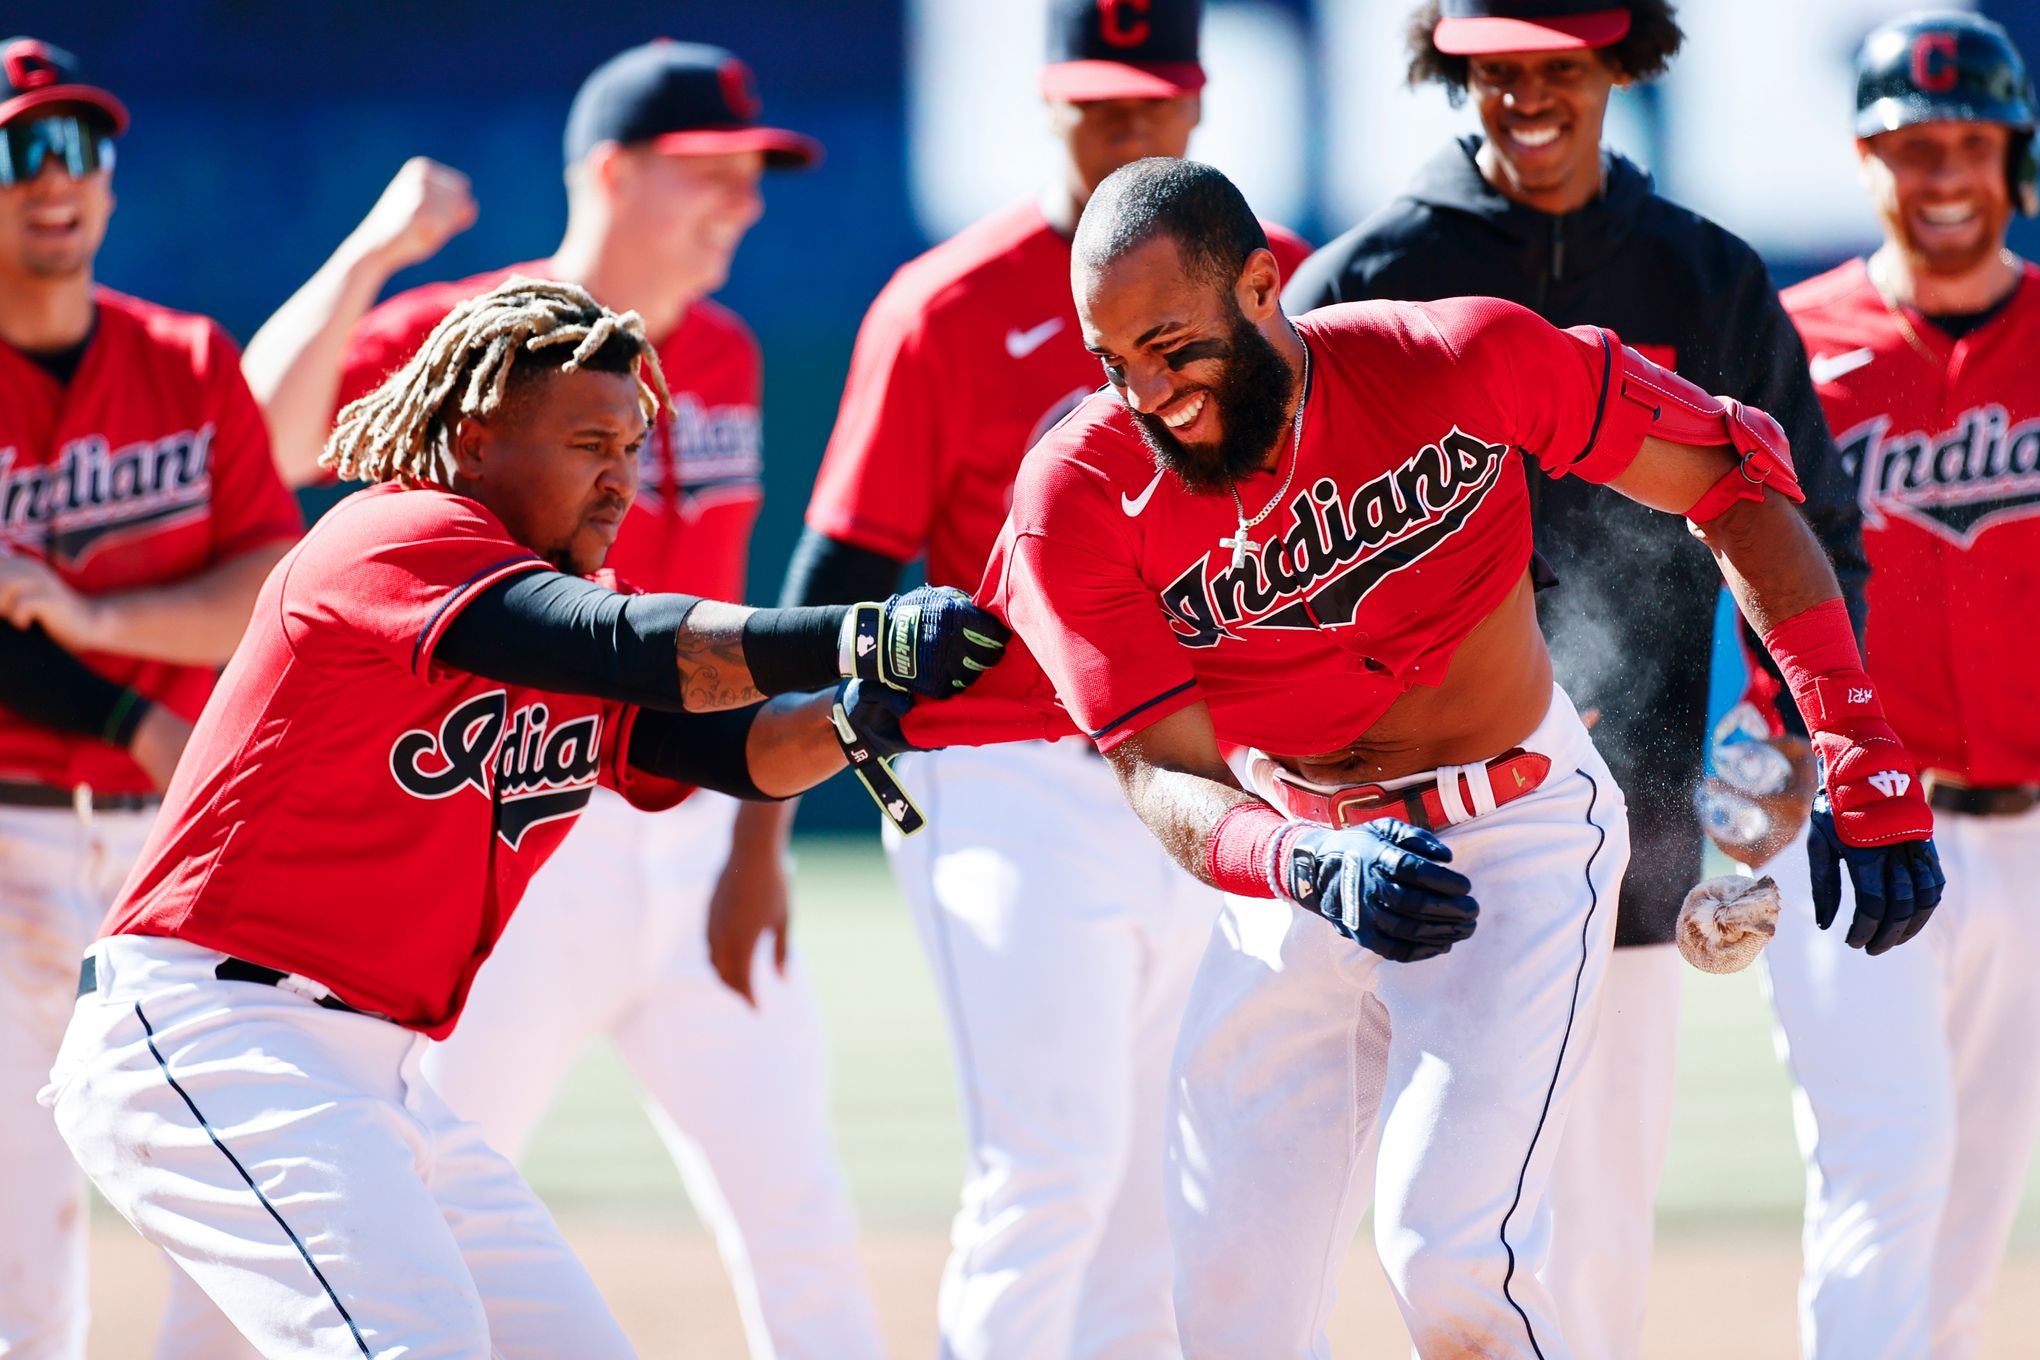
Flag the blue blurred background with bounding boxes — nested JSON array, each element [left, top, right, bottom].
[[26, 0, 2040, 826]]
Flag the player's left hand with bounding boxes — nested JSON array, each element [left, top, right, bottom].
[[831, 677, 915, 758], [1807, 791, 1944, 954], [0, 553, 101, 652], [706, 840, 791, 1007], [850, 586, 1009, 698]]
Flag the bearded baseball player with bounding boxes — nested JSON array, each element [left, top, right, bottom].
[[39, 276, 1004, 1359], [194, 41, 887, 1360], [902, 156, 1944, 1358], [772, 2, 1306, 1353], [0, 36, 303, 1358], [1751, 13, 2040, 1357], [1283, 4, 1867, 1351]]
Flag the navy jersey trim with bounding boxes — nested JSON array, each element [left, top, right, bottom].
[[1574, 331, 1615, 473], [1496, 768, 1609, 1359], [135, 1002, 373, 1358], [410, 555, 545, 678], [1088, 679, 1198, 741]]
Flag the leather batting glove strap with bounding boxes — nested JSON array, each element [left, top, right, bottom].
[[843, 586, 1010, 698], [1281, 821, 1479, 964], [1808, 792, 1945, 954], [831, 679, 926, 836]]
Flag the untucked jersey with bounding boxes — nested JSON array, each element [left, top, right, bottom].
[[0, 290, 303, 792], [937, 298, 1640, 758], [339, 263, 763, 603], [103, 484, 687, 1037], [805, 199, 1312, 590], [1784, 259, 2040, 785]]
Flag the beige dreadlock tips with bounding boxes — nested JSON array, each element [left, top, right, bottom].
[[321, 276, 673, 487]]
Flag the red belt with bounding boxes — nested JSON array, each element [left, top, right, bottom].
[[1258, 748, 1553, 831]]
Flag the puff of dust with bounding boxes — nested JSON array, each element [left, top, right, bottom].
[[1677, 875, 1781, 974]]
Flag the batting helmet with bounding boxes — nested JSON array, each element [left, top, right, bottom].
[[1854, 10, 2039, 216]]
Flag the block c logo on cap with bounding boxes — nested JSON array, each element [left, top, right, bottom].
[[1098, 0, 1152, 49], [717, 57, 761, 120], [3, 39, 60, 90], [1911, 31, 1960, 93]]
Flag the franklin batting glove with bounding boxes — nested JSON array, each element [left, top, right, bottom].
[[1282, 820, 1480, 963], [1807, 791, 1945, 954], [844, 585, 1010, 698]]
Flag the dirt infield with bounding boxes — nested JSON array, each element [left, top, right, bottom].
[[83, 1219, 2040, 1356]]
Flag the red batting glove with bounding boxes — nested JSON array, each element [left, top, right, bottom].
[[1761, 600, 1934, 846]]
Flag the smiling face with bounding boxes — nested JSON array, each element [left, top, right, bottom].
[[0, 111, 114, 283], [1078, 233, 1296, 494], [1050, 95, 1202, 204], [608, 146, 766, 298], [451, 364, 647, 575], [1859, 120, 2015, 279], [1467, 48, 1625, 214]]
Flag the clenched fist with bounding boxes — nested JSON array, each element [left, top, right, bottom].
[[353, 157, 477, 275]]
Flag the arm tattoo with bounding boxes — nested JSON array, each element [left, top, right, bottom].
[[674, 603, 766, 712]]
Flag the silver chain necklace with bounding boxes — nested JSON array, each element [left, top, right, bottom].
[[1220, 339, 1309, 570]]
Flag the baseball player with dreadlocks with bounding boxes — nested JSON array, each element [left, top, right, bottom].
[[1758, 13, 2040, 1357], [38, 276, 1005, 1359], [203, 41, 888, 1360]]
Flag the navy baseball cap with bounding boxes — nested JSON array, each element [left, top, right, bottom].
[[1433, 0, 1632, 56], [564, 40, 820, 171], [0, 37, 127, 133], [1041, 0, 1207, 103]]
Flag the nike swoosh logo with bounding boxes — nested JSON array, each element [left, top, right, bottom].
[[1809, 347, 1874, 384], [1005, 317, 1065, 359], [1121, 467, 1166, 517]]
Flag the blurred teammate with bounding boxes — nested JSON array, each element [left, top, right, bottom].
[[1285, 5, 1865, 1351], [772, 2, 1306, 1353], [1763, 13, 2040, 1357], [189, 41, 885, 1360], [0, 36, 301, 1358]]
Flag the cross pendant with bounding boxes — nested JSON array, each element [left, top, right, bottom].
[[1219, 533, 1259, 570]]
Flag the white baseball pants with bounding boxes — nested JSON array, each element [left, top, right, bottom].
[[1760, 804, 2040, 1360], [0, 800, 154, 1360], [1543, 940, 1682, 1360], [46, 933, 637, 1360], [1168, 688, 1629, 1358], [886, 738, 1222, 1360]]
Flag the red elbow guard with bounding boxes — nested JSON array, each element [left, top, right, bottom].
[[1594, 341, 1806, 520]]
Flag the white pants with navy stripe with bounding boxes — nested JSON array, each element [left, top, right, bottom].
[[1167, 687, 1628, 1358], [45, 934, 636, 1360], [885, 738, 1222, 1360], [0, 801, 154, 1360]]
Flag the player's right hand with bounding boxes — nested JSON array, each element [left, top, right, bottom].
[[1281, 820, 1479, 962], [848, 585, 1010, 698], [1807, 792, 1944, 954], [356, 157, 477, 274]]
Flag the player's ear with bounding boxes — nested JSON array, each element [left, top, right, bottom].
[[449, 414, 492, 480], [1237, 248, 1282, 320]]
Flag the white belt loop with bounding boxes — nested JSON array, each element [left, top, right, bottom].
[[72, 783, 94, 826], [1468, 764, 1501, 817], [1436, 765, 1474, 826]]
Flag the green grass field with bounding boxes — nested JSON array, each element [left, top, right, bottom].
[[519, 836, 2040, 1246]]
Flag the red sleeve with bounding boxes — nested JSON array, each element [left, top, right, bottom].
[[338, 294, 442, 412], [278, 489, 548, 679], [1416, 297, 1636, 484], [1263, 222, 1314, 282], [803, 280, 942, 562], [198, 323, 304, 555]]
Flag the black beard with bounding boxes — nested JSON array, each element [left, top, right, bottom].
[[1129, 307, 1297, 496]]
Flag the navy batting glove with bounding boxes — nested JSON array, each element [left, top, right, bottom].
[[1284, 820, 1479, 963], [849, 586, 1010, 698], [1807, 792, 1945, 954], [831, 678, 915, 759]]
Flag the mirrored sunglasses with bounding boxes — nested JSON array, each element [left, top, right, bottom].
[[0, 112, 116, 187]]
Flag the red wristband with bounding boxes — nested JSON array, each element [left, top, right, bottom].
[[1760, 598, 1874, 727], [1204, 802, 1293, 900]]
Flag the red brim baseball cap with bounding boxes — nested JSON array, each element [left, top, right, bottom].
[[0, 83, 128, 135], [1039, 59, 1207, 103], [648, 125, 821, 169], [1434, 9, 1631, 55]]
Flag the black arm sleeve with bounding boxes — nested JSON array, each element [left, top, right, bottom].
[[625, 703, 778, 800], [778, 525, 908, 608], [0, 622, 152, 745], [435, 572, 703, 710]]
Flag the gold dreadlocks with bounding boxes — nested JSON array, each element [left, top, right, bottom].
[[321, 276, 673, 485]]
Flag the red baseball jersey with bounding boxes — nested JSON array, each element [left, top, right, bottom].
[[103, 483, 687, 1037], [805, 199, 1311, 589], [340, 263, 764, 602], [0, 289, 303, 793], [1783, 259, 2040, 785], [907, 298, 1645, 757]]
